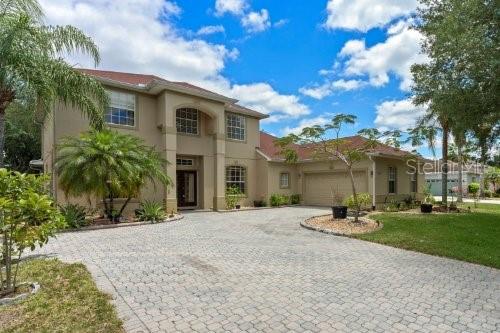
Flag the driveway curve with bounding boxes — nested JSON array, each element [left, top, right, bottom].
[[35, 207, 499, 333]]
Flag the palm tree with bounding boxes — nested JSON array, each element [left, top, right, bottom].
[[55, 130, 171, 221], [0, 0, 107, 167]]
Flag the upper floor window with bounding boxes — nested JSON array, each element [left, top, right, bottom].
[[226, 113, 246, 141], [388, 167, 397, 194], [280, 172, 290, 189], [226, 166, 246, 194], [410, 172, 417, 192], [176, 108, 199, 135], [106, 91, 135, 127]]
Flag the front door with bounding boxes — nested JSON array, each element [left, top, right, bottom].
[[177, 171, 197, 208]]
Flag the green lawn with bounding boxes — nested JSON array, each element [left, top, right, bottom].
[[355, 203, 500, 269], [0, 259, 124, 333]]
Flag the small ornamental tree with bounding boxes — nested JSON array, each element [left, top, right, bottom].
[[0, 169, 65, 296], [275, 114, 395, 222], [468, 182, 480, 208]]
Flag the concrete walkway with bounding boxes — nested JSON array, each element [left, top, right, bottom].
[[34, 207, 499, 332]]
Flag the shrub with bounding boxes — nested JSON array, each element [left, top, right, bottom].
[[0, 169, 65, 295], [253, 200, 267, 207], [136, 201, 166, 222], [344, 193, 371, 210], [422, 184, 435, 204], [59, 203, 88, 229], [384, 199, 401, 212], [225, 186, 243, 210], [468, 182, 480, 195], [484, 190, 492, 198], [270, 194, 289, 207], [290, 194, 300, 205]]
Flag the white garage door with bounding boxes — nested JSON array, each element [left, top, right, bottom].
[[304, 171, 368, 206]]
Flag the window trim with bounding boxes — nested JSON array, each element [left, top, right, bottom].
[[279, 172, 290, 189], [388, 166, 397, 194], [176, 108, 200, 136], [105, 90, 137, 129], [225, 165, 247, 196], [225, 112, 246, 142], [176, 158, 194, 166], [410, 172, 417, 193]]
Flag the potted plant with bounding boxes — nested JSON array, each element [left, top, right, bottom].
[[331, 188, 347, 219], [420, 184, 434, 213]]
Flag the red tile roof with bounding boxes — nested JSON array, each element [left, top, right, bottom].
[[79, 69, 162, 86], [78, 69, 267, 118], [259, 131, 412, 161]]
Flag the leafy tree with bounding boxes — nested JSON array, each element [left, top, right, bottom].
[[412, 0, 500, 204], [4, 105, 41, 172], [484, 167, 500, 193], [0, 0, 108, 167], [0, 169, 65, 296], [275, 114, 392, 222], [55, 130, 171, 221]]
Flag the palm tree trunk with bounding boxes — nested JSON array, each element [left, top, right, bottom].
[[117, 197, 132, 218], [0, 109, 6, 168], [441, 124, 449, 207], [457, 141, 463, 203]]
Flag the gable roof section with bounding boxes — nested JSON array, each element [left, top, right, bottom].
[[259, 131, 413, 161], [78, 69, 268, 119]]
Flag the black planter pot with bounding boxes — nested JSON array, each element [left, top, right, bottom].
[[235, 204, 241, 210], [420, 203, 433, 213], [332, 206, 348, 219]]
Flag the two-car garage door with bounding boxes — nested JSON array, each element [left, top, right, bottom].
[[303, 171, 368, 206]]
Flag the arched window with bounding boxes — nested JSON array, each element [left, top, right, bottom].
[[226, 166, 246, 194], [176, 108, 199, 135]]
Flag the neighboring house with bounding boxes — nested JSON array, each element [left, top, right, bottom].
[[42, 69, 424, 212], [424, 160, 483, 196]]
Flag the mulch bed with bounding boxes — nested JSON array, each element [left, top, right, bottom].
[[303, 215, 381, 235]]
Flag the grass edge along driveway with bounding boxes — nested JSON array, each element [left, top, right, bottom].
[[354, 203, 500, 269], [0, 259, 124, 333]]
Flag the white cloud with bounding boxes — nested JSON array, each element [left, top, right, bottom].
[[230, 83, 310, 119], [241, 9, 271, 33], [299, 83, 332, 100], [40, 0, 307, 123], [273, 19, 289, 28], [299, 79, 364, 99], [214, 0, 274, 33], [215, 0, 247, 16], [196, 25, 225, 36], [338, 21, 427, 91], [283, 115, 331, 135], [324, 0, 417, 32], [374, 98, 426, 131]]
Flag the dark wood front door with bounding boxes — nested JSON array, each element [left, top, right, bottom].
[[177, 171, 197, 208]]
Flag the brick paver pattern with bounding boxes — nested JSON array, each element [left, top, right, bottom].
[[34, 207, 499, 332]]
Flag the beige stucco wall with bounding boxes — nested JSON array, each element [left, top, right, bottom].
[[43, 83, 266, 213], [258, 156, 423, 209]]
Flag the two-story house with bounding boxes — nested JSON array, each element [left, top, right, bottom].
[[42, 69, 424, 213]]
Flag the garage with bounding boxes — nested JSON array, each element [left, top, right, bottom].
[[303, 171, 368, 206]]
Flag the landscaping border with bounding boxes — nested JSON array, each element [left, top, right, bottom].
[[60, 214, 184, 233], [300, 214, 383, 237]]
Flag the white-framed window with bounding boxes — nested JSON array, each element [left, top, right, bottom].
[[410, 172, 417, 192], [226, 113, 246, 141], [105, 91, 136, 126], [176, 158, 194, 166], [280, 172, 290, 189], [176, 108, 199, 135], [388, 167, 397, 194], [226, 166, 246, 194]]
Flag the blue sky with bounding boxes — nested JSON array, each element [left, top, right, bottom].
[[41, 0, 429, 151]]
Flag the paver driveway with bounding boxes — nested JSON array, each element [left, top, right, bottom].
[[35, 207, 499, 333]]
